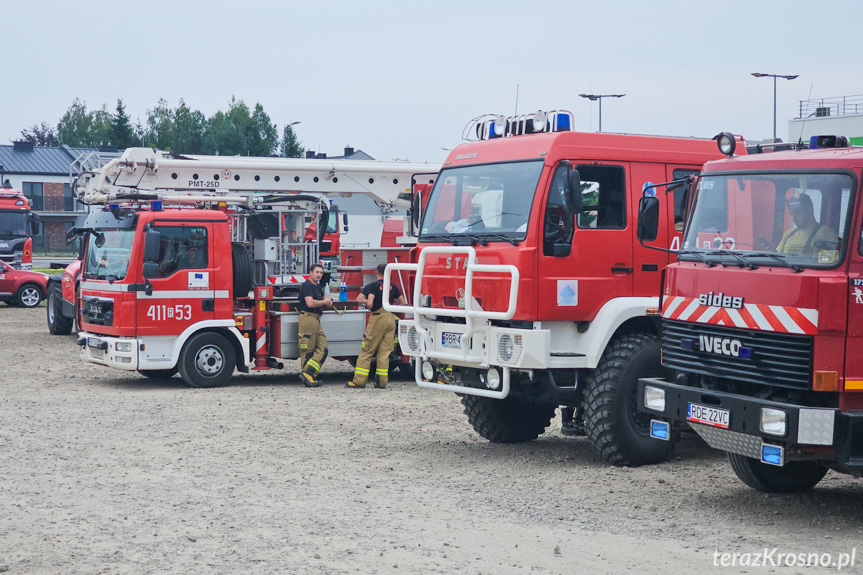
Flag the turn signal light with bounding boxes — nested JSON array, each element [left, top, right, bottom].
[[813, 371, 839, 392]]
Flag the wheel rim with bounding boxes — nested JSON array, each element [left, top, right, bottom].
[[195, 345, 224, 376], [21, 287, 40, 307], [47, 293, 56, 322]]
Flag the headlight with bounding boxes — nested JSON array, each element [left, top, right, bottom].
[[115, 342, 133, 353], [421, 361, 435, 381], [643, 386, 666, 413], [715, 132, 736, 156], [760, 407, 787, 436], [486, 368, 501, 390], [532, 110, 547, 133]]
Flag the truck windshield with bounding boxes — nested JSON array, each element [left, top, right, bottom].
[[0, 211, 28, 239], [419, 161, 543, 242], [83, 228, 135, 280], [683, 172, 854, 269]]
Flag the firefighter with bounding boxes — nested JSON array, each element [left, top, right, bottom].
[[346, 263, 406, 389], [776, 192, 839, 260], [297, 263, 332, 387]]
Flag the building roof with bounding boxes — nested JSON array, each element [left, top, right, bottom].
[[0, 143, 98, 176]]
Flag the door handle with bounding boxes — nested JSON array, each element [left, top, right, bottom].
[[611, 266, 633, 273]]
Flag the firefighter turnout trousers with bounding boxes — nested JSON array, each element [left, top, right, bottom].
[[298, 311, 328, 378], [351, 310, 397, 388]]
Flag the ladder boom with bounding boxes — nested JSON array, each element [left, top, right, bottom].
[[76, 148, 440, 207]]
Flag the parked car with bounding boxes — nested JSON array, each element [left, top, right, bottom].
[[0, 260, 48, 308]]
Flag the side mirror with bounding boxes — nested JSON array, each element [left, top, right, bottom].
[[637, 196, 660, 242], [142, 262, 160, 279], [411, 191, 422, 228], [342, 212, 349, 233], [143, 230, 161, 262]]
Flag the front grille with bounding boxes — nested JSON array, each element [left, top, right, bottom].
[[662, 319, 812, 390], [82, 296, 114, 327]]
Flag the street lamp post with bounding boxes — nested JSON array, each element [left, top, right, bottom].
[[579, 93, 625, 132], [751, 73, 798, 140]]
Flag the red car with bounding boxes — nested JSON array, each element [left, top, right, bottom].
[[0, 260, 48, 308]]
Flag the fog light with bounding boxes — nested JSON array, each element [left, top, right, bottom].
[[117, 356, 132, 364], [760, 407, 787, 436], [486, 368, 501, 390], [421, 361, 435, 381], [644, 385, 666, 412], [115, 342, 133, 352]]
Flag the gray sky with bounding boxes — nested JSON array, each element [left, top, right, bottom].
[[4, 0, 862, 163]]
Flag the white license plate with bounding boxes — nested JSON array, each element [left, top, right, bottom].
[[441, 332, 462, 349], [687, 403, 730, 429]]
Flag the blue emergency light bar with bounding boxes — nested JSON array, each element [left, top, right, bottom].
[[150, 200, 163, 211], [473, 110, 574, 141], [809, 135, 849, 149]]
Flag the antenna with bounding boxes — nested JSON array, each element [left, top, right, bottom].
[[514, 84, 519, 118], [797, 83, 814, 147]]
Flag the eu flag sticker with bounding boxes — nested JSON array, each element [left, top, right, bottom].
[[557, 280, 578, 306], [188, 271, 210, 291]]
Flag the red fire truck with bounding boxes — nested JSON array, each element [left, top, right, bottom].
[[71, 148, 438, 387], [0, 181, 37, 270], [384, 110, 740, 466], [637, 134, 863, 492]]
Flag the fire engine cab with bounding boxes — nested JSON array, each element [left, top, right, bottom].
[[0, 181, 37, 270], [72, 148, 439, 388], [638, 134, 863, 491], [385, 110, 738, 466]]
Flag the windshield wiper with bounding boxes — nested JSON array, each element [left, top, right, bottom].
[[460, 234, 488, 246], [706, 250, 757, 270], [420, 234, 459, 245], [742, 252, 803, 273], [677, 250, 718, 267], [482, 233, 519, 245]]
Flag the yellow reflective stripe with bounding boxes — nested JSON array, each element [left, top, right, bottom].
[[375, 369, 388, 375], [354, 367, 370, 375], [307, 359, 321, 370]]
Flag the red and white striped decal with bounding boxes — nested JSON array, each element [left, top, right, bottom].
[[662, 296, 818, 335], [266, 274, 310, 285]]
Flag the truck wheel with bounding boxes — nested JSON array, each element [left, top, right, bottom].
[[583, 333, 675, 466], [727, 453, 828, 493], [17, 283, 43, 308], [47, 287, 73, 335], [461, 394, 556, 443], [137, 368, 179, 379], [231, 243, 253, 298], [178, 332, 236, 388]]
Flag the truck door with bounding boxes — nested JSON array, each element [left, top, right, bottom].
[[135, 223, 216, 338], [538, 162, 632, 321]]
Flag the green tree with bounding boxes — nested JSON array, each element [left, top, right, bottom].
[[109, 99, 138, 148], [57, 98, 93, 146], [19, 122, 61, 146], [172, 100, 206, 155], [281, 123, 304, 158], [142, 98, 174, 150], [203, 97, 279, 156]]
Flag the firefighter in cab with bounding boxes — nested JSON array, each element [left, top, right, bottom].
[[346, 263, 406, 389]]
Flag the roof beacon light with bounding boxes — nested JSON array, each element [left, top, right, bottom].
[[150, 200, 163, 212], [470, 110, 574, 141], [532, 111, 547, 133], [810, 135, 849, 149], [714, 132, 737, 157]]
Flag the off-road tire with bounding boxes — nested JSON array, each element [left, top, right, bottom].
[[178, 332, 236, 388], [47, 287, 73, 335], [583, 333, 675, 466], [727, 453, 828, 493], [137, 368, 179, 379], [17, 283, 43, 308], [461, 394, 556, 443]]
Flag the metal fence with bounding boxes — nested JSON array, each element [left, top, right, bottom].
[[798, 95, 863, 119]]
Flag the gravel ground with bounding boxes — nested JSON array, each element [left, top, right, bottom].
[[2, 305, 863, 574]]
